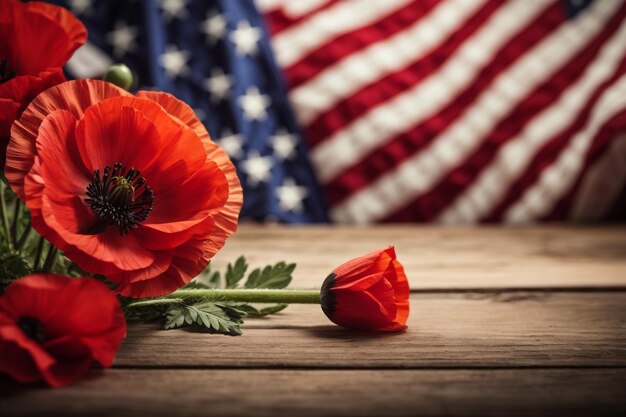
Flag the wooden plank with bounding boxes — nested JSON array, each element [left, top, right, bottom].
[[2, 369, 625, 417], [210, 225, 626, 289], [115, 292, 626, 368]]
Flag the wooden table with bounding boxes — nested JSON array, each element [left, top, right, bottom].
[[2, 225, 626, 416]]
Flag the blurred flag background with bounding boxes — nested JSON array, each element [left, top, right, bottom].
[[46, 0, 626, 224]]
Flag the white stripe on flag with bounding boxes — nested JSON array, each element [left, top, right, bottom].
[[291, 0, 486, 126], [504, 75, 626, 223], [330, 0, 621, 223], [66, 42, 113, 79], [272, 0, 414, 68], [569, 134, 626, 222], [438, 17, 626, 224], [312, 0, 553, 183]]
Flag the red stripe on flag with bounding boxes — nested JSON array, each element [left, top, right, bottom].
[[482, 58, 626, 222], [385, 5, 626, 222], [283, 0, 441, 90], [543, 113, 626, 221], [263, 0, 340, 36], [302, 0, 502, 149], [323, 2, 565, 208]]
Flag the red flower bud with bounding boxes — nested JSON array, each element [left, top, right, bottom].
[[320, 247, 410, 332], [0, 274, 126, 387]]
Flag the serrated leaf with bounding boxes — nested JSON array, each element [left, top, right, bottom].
[[226, 256, 248, 288], [259, 304, 288, 316], [244, 262, 295, 289], [164, 303, 243, 336], [208, 271, 220, 285], [230, 303, 288, 318]]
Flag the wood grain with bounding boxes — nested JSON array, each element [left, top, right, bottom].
[[2, 369, 624, 417], [4, 226, 626, 417], [115, 292, 626, 368], [210, 225, 626, 290]]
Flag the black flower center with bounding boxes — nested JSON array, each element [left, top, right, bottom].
[[85, 162, 154, 235], [18, 317, 44, 342], [0, 59, 16, 84], [320, 272, 337, 319]]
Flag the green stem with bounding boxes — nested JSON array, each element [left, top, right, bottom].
[[10, 199, 20, 245], [33, 236, 45, 270], [127, 289, 321, 310], [0, 182, 11, 246], [169, 289, 321, 304], [42, 246, 58, 273], [15, 222, 31, 251]]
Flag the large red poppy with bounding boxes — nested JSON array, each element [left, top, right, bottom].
[[6, 79, 243, 298], [0, 0, 86, 168], [0, 274, 126, 387], [320, 247, 410, 332]]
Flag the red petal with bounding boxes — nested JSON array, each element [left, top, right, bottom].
[[7, 79, 129, 199], [24, 1, 87, 59], [146, 160, 228, 224], [107, 254, 172, 284], [114, 266, 187, 298], [332, 290, 395, 331], [136, 216, 215, 251], [0, 274, 126, 386], [33, 109, 91, 198], [7, 9, 68, 75], [135, 91, 243, 261], [333, 247, 395, 287], [136, 90, 209, 141], [388, 259, 410, 328], [73, 101, 163, 173]]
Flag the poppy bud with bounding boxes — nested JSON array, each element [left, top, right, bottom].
[[320, 247, 410, 332], [104, 64, 134, 90]]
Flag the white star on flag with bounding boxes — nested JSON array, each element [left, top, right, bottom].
[[160, 0, 188, 21], [202, 11, 227, 44], [203, 69, 232, 102], [159, 45, 190, 78], [276, 178, 308, 213], [69, 0, 92, 16], [271, 130, 298, 160], [239, 87, 271, 121], [241, 151, 273, 186], [106, 23, 138, 58], [230, 21, 262, 55], [218, 129, 244, 159]]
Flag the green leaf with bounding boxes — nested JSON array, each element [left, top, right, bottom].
[[0, 249, 31, 281], [230, 303, 288, 318], [244, 262, 295, 289], [225, 256, 248, 288], [180, 280, 210, 290], [164, 303, 243, 336], [208, 271, 221, 286], [193, 265, 221, 288], [259, 304, 288, 316]]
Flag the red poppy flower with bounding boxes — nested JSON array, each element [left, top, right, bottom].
[[0, 0, 86, 169], [320, 247, 410, 332], [6, 79, 243, 298], [0, 274, 126, 387]]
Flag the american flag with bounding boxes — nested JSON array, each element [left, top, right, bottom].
[[54, 0, 626, 224], [51, 0, 329, 223]]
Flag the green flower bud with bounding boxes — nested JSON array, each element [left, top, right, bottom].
[[104, 64, 133, 91]]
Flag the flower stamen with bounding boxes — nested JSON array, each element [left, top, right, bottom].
[[18, 317, 44, 342], [85, 162, 154, 235]]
